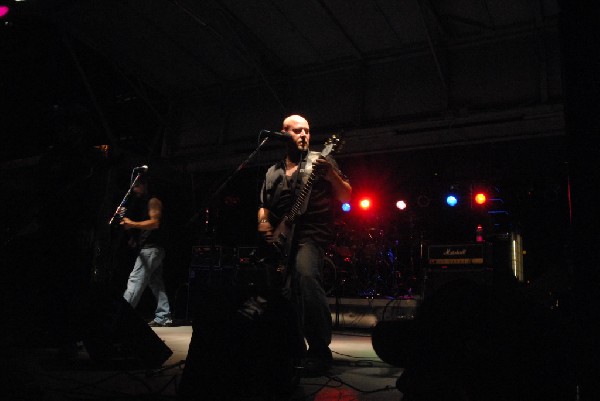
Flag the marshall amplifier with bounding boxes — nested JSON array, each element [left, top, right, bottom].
[[427, 243, 492, 268], [424, 243, 493, 298], [191, 245, 236, 269]]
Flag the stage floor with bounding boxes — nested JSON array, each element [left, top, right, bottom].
[[5, 325, 404, 401]]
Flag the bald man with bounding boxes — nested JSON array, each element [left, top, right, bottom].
[[258, 114, 351, 377]]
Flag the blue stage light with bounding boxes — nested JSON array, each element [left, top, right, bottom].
[[446, 195, 458, 207]]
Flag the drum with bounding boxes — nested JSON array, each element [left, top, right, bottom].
[[360, 227, 386, 258], [331, 228, 356, 259], [322, 255, 357, 297], [330, 244, 354, 259]]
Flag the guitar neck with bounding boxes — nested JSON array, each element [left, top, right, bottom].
[[286, 168, 319, 225], [280, 135, 341, 227]]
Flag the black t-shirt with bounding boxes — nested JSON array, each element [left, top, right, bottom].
[[126, 194, 165, 249], [259, 152, 347, 247]]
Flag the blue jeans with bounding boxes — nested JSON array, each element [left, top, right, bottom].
[[123, 247, 172, 324], [293, 239, 332, 354]]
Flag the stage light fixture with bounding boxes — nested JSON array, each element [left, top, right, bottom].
[[341, 202, 351, 212], [474, 192, 487, 205], [359, 198, 371, 210], [417, 194, 430, 208], [396, 200, 407, 210], [446, 195, 458, 207]]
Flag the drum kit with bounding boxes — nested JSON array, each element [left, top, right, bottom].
[[323, 221, 420, 298]]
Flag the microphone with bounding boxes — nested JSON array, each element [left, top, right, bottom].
[[133, 165, 148, 172], [260, 130, 292, 140]]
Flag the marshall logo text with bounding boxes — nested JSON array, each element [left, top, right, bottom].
[[443, 248, 467, 256]]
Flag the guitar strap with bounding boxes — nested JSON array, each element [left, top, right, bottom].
[[297, 151, 319, 214], [269, 161, 286, 207], [280, 153, 307, 294], [290, 151, 308, 198], [266, 151, 315, 213], [286, 151, 318, 216]]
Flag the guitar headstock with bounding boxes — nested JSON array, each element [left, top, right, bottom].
[[322, 134, 344, 157]]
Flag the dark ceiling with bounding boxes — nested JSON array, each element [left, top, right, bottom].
[[1, 0, 564, 167], [4, 0, 560, 94]]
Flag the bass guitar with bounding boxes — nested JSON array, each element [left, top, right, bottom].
[[266, 135, 343, 289]]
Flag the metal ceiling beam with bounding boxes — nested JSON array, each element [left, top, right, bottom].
[[372, 0, 406, 46], [206, 0, 287, 113], [415, 0, 448, 96], [179, 19, 559, 103], [311, 0, 367, 126], [438, 13, 494, 31], [533, 0, 549, 104], [481, 0, 497, 29], [211, 0, 287, 69], [121, 0, 225, 84], [263, 0, 324, 61], [420, 0, 448, 39], [313, 0, 364, 59], [62, 31, 120, 151]]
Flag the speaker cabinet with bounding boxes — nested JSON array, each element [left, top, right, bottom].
[[422, 267, 494, 299], [82, 290, 173, 369], [178, 291, 302, 400]]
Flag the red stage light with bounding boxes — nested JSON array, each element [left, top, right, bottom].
[[474, 193, 487, 205], [359, 198, 371, 210]]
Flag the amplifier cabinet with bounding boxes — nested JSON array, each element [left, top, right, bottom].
[[427, 242, 492, 268], [191, 245, 236, 269], [422, 267, 494, 298]]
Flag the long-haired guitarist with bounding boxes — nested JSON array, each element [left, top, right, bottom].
[[257, 114, 352, 377], [120, 174, 173, 327]]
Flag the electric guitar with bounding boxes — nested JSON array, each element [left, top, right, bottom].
[[267, 135, 343, 288]]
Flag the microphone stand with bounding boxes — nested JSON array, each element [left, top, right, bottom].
[[108, 171, 145, 225], [184, 136, 272, 322], [187, 136, 271, 229], [210, 136, 270, 209], [93, 170, 145, 290]]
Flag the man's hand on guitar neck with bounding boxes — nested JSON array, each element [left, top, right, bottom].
[[313, 157, 333, 180], [314, 158, 352, 203]]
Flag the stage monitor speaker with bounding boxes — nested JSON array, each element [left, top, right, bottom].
[[422, 267, 493, 299], [178, 291, 302, 400], [372, 319, 417, 368], [82, 289, 173, 369]]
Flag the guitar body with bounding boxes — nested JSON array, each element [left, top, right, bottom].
[[267, 216, 295, 290], [272, 216, 293, 258]]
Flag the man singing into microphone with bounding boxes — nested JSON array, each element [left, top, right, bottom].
[[121, 173, 173, 327], [258, 114, 351, 376]]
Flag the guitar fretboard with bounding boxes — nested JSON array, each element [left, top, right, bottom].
[[286, 164, 320, 225]]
